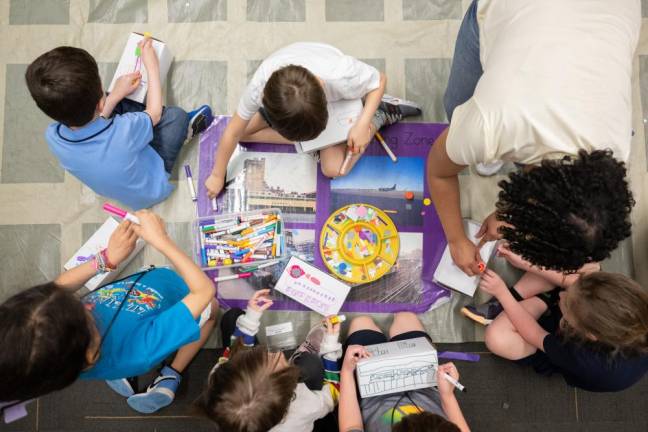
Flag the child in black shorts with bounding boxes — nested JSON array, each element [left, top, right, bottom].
[[338, 313, 470, 432]]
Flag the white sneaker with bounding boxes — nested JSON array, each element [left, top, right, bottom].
[[475, 161, 505, 176]]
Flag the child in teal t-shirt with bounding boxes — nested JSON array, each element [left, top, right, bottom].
[[0, 210, 216, 414]]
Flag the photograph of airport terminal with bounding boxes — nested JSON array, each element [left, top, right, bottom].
[[330, 156, 425, 227], [221, 152, 317, 223]]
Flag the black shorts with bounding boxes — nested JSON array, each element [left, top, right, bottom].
[[344, 329, 433, 355], [515, 289, 563, 376]]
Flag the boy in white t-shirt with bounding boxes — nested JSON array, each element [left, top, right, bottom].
[[205, 42, 422, 197]]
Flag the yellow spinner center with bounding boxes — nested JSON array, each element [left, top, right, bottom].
[[338, 221, 381, 265]]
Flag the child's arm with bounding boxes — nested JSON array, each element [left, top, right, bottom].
[[426, 129, 478, 276], [347, 73, 386, 154], [497, 244, 599, 289], [438, 363, 471, 432], [139, 37, 162, 126], [319, 318, 343, 403], [101, 72, 142, 118], [480, 269, 549, 350], [54, 221, 137, 291], [132, 210, 215, 319], [232, 289, 273, 346], [339, 345, 370, 432], [205, 114, 250, 198]]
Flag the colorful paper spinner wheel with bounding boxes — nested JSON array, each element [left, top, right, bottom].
[[320, 204, 399, 284]]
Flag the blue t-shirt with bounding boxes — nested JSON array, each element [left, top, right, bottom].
[[45, 113, 174, 210], [80, 268, 200, 380]]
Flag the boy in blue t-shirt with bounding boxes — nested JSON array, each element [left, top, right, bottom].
[[0, 210, 217, 414], [25, 39, 213, 210]]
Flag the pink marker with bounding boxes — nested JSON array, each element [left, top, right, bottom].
[[214, 272, 253, 283], [103, 202, 141, 224]]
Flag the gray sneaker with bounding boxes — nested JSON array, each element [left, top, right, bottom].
[[377, 94, 423, 126], [461, 297, 503, 326], [289, 323, 325, 364]]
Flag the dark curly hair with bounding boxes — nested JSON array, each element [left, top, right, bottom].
[[496, 150, 634, 272]]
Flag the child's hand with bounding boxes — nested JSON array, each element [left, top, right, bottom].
[[106, 221, 137, 266], [131, 210, 170, 249], [437, 362, 460, 398], [476, 211, 510, 247], [449, 237, 482, 276], [112, 72, 141, 99], [205, 173, 225, 199], [139, 37, 158, 72], [342, 345, 370, 374], [323, 316, 341, 335], [347, 121, 372, 155], [479, 269, 508, 298], [497, 243, 533, 271], [248, 289, 273, 312]]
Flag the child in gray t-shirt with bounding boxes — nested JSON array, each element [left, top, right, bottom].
[[338, 313, 470, 432]]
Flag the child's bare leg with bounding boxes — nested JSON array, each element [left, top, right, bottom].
[[484, 297, 547, 360], [320, 142, 360, 178], [388, 312, 425, 338], [348, 315, 381, 334], [240, 112, 292, 144], [171, 298, 218, 372], [513, 272, 556, 299]]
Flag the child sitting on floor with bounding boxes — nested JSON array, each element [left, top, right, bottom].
[[25, 38, 213, 210], [195, 289, 342, 432], [0, 211, 217, 413], [475, 244, 648, 392], [338, 313, 470, 432], [205, 41, 422, 198]]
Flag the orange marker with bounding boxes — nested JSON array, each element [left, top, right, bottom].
[[478, 262, 486, 273]]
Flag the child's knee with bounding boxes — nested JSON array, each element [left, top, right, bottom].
[[163, 106, 188, 127], [349, 315, 378, 333], [484, 324, 509, 356], [320, 160, 341, 178]]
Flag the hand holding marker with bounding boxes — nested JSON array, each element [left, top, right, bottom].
[[103, 202, 140, 224]]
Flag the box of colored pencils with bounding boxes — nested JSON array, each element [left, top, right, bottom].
[[193, 208, 285, 270]]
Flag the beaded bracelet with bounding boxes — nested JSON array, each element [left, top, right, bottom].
[[94, 249, 116, 274]]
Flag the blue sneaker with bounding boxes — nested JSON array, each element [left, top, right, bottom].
[[187, 105, 213, 139], [126, 366, 181, 414], [105, 378, 136, 398]]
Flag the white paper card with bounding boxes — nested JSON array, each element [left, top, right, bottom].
[[274, 257, 351, 316], [108, 32, 173, 103], [265, 322, 294, 337], [433, 219, 497, 297], [356, 337, 438, 398], [64, 218, 145, 291], [296, 99, 363, 153]]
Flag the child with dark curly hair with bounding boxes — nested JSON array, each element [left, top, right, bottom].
[[472, 246, 648, 392], [427, 0, 638, 276]]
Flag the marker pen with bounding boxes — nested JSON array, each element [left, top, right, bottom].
[[184, 165, 197, 201], [214, 272, 253, 282], [103, 202, 140, 224], [442, 372, 467, 393], [326, 315, 346, 325]]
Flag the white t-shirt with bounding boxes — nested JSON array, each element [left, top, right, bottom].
[[270, 383, 334, 432], [237, 42, 381, 120], [446, 0, 640, 165]]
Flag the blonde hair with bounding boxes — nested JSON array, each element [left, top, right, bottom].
[[563, 272, 648, 356]]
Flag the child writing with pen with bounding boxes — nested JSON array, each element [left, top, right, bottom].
[[0, 210, 217, 414], [195, 289, 342, 432], [26, 37, 213, 210], [475, 244, 648, 392], [204, 41, 422, 198], [338, 313, 470, 432]]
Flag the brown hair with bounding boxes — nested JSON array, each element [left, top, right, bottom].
[[392, 412, 461, 432], [562, 272, 648, 356], [25, 47, 103, 127], [195, 345, 300, 432], [262, 65, 328, 141]]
